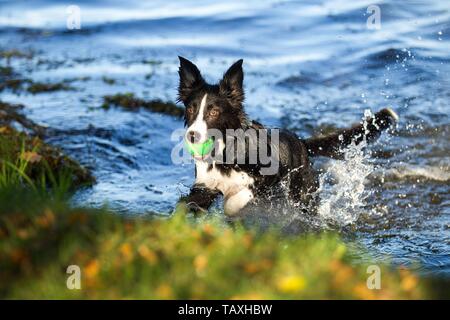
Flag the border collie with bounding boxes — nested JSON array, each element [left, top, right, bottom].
[[178, 57, 398, 216]]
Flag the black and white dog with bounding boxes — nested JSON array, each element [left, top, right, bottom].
[[178, 57, 398, 216]]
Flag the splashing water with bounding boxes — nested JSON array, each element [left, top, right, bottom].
[[317, 112, 378, 227]]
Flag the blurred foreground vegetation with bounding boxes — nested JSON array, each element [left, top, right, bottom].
[[0, 194, 435, 299], [0, 107, 448, 299]]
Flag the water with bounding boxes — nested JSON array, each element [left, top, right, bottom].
[[0, 0, 449, 276]]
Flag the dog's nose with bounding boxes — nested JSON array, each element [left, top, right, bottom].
[[186, 130, 202, 143]]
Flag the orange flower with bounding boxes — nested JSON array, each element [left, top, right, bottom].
[[243, 234, 253, 248], [244, 262, 259, 274], [84, 259, 100, 279], [202, 224, 215, 235], [353, 283, 377, 300]]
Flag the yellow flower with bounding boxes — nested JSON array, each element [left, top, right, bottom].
[[138, 244, 158, 265], [399, 268, 418, 292], [120, 243, 133, 261], [194, 254, 208, 274], [156, 284, 173, 299], [401, 274, 418, 291], [277, 275, 306, 293]]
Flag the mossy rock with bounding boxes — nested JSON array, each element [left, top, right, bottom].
[[0, 49, 34, 60], [26, 81, 73, 94], [102, 93, 184, 117], [0, 65, 74, 94]]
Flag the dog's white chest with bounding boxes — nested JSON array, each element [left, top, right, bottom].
[[195, 161, 254, 215]]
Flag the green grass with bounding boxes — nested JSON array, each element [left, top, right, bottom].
[[0, 125, 94, 190], [0, 123, 446, 300], [0, 197, 433, 299]]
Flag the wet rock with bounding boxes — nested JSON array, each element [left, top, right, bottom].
[[429, 193, 442, 205], [0, 101, 46, 136], [101, 76, 116, 85], [0, 66, 13, 77]]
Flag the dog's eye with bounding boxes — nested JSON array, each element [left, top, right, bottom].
[[187, 107, 194, 114], [209, 109, 219, 117]]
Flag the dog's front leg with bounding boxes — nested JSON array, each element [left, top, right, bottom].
[[181, 184, 220, 213]]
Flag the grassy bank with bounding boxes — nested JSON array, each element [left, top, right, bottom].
[[0, 124, 94, 189], [0, 101, 445, 300], [0, 196, 431, 299]]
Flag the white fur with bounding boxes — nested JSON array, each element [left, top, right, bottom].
[[195, 160, 254, 215], [186, 94, 208, 143]]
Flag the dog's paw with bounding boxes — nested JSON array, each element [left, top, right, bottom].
[[185, 201, 208, 215]]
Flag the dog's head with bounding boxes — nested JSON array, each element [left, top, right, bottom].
[[177, 56, 247, 144]]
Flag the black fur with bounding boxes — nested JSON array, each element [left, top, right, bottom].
[[178, 57, 398, 214]]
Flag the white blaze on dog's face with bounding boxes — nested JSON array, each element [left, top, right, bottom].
[[185, 94, 208, 143]]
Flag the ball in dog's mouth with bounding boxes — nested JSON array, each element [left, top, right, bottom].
[[185, 137, 215, 160]]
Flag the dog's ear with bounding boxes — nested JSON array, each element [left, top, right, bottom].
[[219, 59, 244, 108], [178, 56, 205, 104]]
